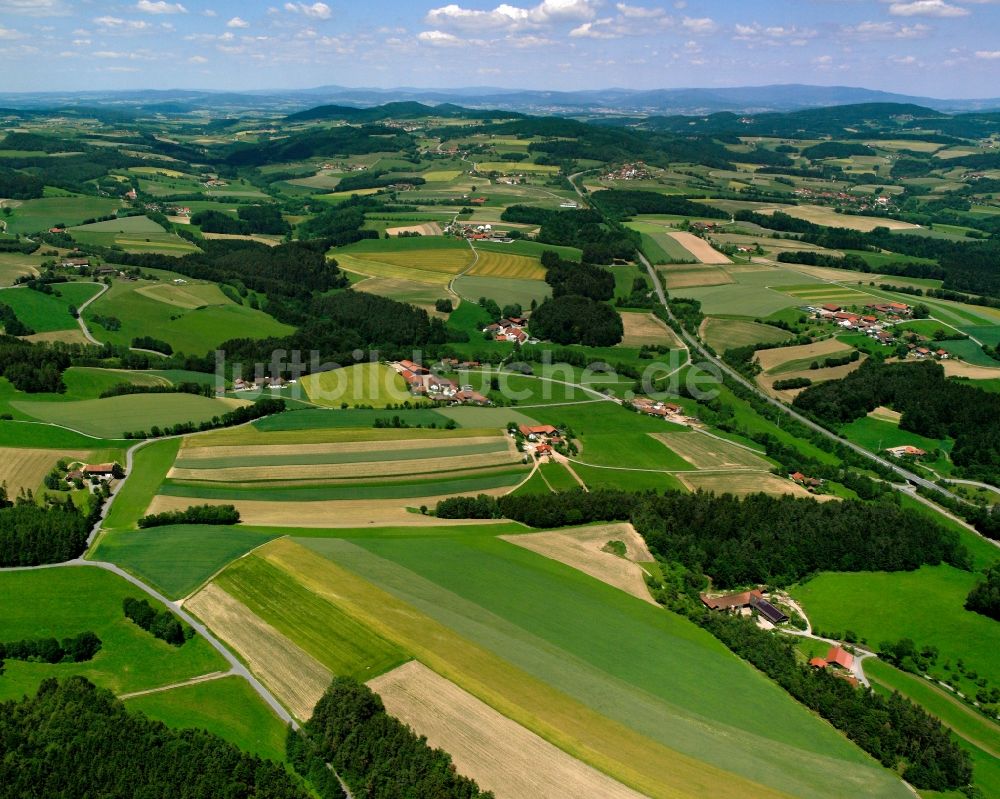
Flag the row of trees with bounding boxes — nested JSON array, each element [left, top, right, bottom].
[[138, 503, 240, 528], [123, 397, 285, 439], [0, 632, 101, 667], [0, 678, 311, 798], [122, 597, 193, 647], [290, 677, 493, 799], [0, 302, 34, 336], [100, 381, 213, 399]]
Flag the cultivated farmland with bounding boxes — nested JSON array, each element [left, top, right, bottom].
[[662, 265, 734, 290], [654, 430, 773, 471], [369, 660, 647, 799], [0, 446, 90, 494], [668, 231, 731, 264], [467, 250, 546, 280], [755, 337, 855, 372], [677, 471, 820, 498], [619, 312, 683, 347], [299, 363, 413, 408], [700, 318, 793, 351]]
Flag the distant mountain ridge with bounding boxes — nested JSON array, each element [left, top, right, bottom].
[[0, 83, 997, 116]]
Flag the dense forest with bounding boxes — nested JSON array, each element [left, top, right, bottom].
[[590, 189, 729, 220], [0, 334, 71, 393], [793, 360, 1000, 487], [291, 677, 492, 799], [0, 492, 94, 567], [528, 295, 624, 347], [0, 677, 310, 798], [191, 205, 290, 236], [965, 564, 1000, 621], [435, 488, 968, 586], [541, 252, 615, 301]]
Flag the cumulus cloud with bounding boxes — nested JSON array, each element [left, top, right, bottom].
[[417, 29, 464, 45], [681, 16, 716, 34], [734, 22, 818, 45], [135, 1, 186, 13], [842, 20, 931, 38], [887, 0, 970, 17], [188, 54, 208, 62], [615, 3, 667, 18], [0, 0, 68, 16], [426, 0, 599, 31], [570, 9, 671, 38], [975, 49, 1000, 58], [284, 2, 332, 18], [227, 16, 250, 28], [94, 15, 152, 31]]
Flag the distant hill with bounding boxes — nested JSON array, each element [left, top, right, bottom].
[[285, 101, 523, 123]]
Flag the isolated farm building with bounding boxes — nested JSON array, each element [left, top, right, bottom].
[[886, 445, 926, 458], [789, 471, 806, 483], [454, 389, 490, 405], [83, 463, 118, 477], [826, 646, 854, 671], [470, 197, 488, 205], [65, 470, 84, 482], [61, 257, 89, 268], [518, 424, 557, 440], [936, 349, 950, 359], [700, 589, 763, 612]]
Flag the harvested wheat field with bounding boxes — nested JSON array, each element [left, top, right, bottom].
[[25, 329, 91, 345], [385, 222, 442, 236], [500, 523, 654, 604], [368, 661, 646, 799], [667, 232, 731, 264], [654, 431, 771, 471], [200, 233, 280, 246], [755, 338, 849, 372], [468, 251, 546, 280], [662, 265, 733, 290], [773, 205, 919, 232], [620, 312, 683, 348], [868, 406, 902, 424], [677, 471, 823, 499], [941, 360, 1000, 380], [186, 583, 331, 720], [168, 450, 512, 482], [145, 492, 511, 527], [352, 248, 473, 274], [760, 359, 865, 401], [177, 435, 503, 462], [0, 447, 90, 494]]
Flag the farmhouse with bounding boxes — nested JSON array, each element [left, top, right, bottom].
[[518, 424, 558, 440], [453, 389, 490, 406], [886, 445, 926, 458], [822, 303, 842, 313], [700, 589, 763, 611], [83, 462, 120, 478], [826, 646, 854, 671], [396, 359, 430, 376], [61, 257, 89, 268]]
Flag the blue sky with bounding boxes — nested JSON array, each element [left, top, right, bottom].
[[1, 0, 998, 96]]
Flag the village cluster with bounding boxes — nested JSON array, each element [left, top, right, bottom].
[[810, 300, 952, 359], [482, 316, 537, 345], [391, 359, 491, 405], [628, 396, 698, 425]]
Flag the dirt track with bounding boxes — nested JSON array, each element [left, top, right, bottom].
[[368, 661, 647, 799]]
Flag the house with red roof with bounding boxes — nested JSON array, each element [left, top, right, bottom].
[[826, 646, 854, 670]]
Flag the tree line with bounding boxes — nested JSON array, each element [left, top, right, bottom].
[[0, 491, 97, 567], [138, 503, 240, 528], [0, 632, 101, 671], [500, 205, 637, 263], [590, 189, 729, 220], [0, 677, 311, 798], [965, 563, 1000, 621], [122, 597, 193, 647], [123, 397, 284, 440], [289, 676, 493, 799]]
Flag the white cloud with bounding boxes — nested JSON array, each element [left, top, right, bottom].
[[570, 19, 620, 38], [889, 53, 919, 64], [842, 20, 931, 39], [0, 1, 68, 16], [417, 29, 466, 45], [975, 49, 1000, 58], [188, 54, 208, 62], [226, 16, 250, 28], [94, 16, 153, 31], [887, 0, 969, 17], [135, 1, 186, 14], [615, 3, 667, 18], [0, 26, 25, 39], [813, 54, 833, 65], [426, 0, 600, 31], [284, 2, 331, 18], [681, 16, 716, 34], [734, 22, 818, 45]]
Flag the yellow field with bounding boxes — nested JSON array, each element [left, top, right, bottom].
[[384, 222, 442, 236], [336, 254, 452, 285], [258, 539, 783, 799], [318, 187, 382, 198], [184, 425, 499, 448], [145, 492, 512, 527], [654, 431, 772, 471], [129, 166, 190, 178], [667, 232, 731, 264], [755, 338, 853, 372], [168, 451, 513, 483], [662, 265, 733, 289], [762, 204, 919, 232], [0, 446, 90, 494], [422, 170, 463, 181], [369, 660, 646, 799], [299, 363, 412, 408], [869, 406, 902, 424], [355, 248, 473, 274], [468, 250, 546, 280], [500, 523, 654, 604], [677, 471, 818, 499], [25, 329, 90, 345], [185, 583, 331, 720], [941, 360, 1000, 380], [620, 312, 683, 347], [135, 282, 229, 309]]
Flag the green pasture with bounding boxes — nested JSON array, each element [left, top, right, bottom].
[[300, 363, 412, 409], [572, 461, 688, 492], [253, 407, 454, 431], [4, 196, 121, 235], [0, 282, 101, 332], [216, 555, 407, 681], [93, 524, 281, 599], [0, 566, 226, 700], [125, 675, 289, 763], [12, 394, 246, 439], [70, 215, 165, 234], [82, 277, 293, 354], [537, 461, 581, 492], [792, 565, 1000, 695], [839, 416, 951, 454], [701, 318, 794, 351], [453, 274, 550, 308], [296, 533, 908, 799], [0, 418, 121, 449], [679, 268, 818, 317], [336, 235, 467, 254], [102, 438, 180, 531]]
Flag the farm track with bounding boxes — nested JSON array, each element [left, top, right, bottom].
[[118, 669, 232, 700]]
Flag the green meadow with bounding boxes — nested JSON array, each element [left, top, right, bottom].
[[0, 282, 102, 332], [0, 566, 226, 700], [101, 438, 180, 530], [4, 196, 121, 235]]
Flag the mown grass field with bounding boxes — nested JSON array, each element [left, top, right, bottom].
[[0, 282, 101, 333], [300, 363, 413, 408], [472, 239, 581, 261], [124, 675, 290, 763], [0, 567, 226, 700], [70, 215, 165, 234], [468, 249, 546, 280], [0, 446, 89, 494], [839, 415, 951, 454], [453, 274, 550, 308], [701, 318, 793, 351], [792, 566, 1000, 693], [83, 276, 293, 354], [12, 394, 248, 439], [262, 535, 908, 799], [101, 438, 180, 530]]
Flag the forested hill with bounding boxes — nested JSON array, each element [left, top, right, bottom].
[[286, 101, 522, 123]]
